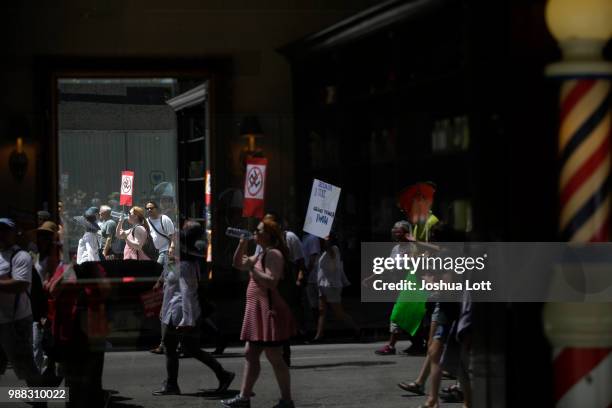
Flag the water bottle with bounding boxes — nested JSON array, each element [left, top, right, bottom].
[[111, 210, 128, 221], [225, 227, 254, 240]]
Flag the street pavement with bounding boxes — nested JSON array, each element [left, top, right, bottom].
[[1, 342, 463, 408]]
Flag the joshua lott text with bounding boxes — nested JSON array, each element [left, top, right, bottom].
[[372, 279, 493, 292]]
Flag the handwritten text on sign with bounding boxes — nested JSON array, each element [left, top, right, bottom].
[[303, 179, 341, 238]]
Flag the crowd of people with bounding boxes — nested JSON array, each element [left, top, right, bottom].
[[0, 182, 473, 408]]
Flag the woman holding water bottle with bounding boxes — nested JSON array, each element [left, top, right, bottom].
[[115, 206, 150, 260], [221, 219, 296, 408]]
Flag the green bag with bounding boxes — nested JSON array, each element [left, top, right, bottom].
[[389, 273, 427, 336]]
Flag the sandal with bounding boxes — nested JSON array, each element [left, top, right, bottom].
[[440, 386, 463, 403], [441, 384, 459, 393], [442, 370, 456, 380], [397, 381, 425, 395]]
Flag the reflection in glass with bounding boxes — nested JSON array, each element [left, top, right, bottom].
[[57, 78, 179, 260]]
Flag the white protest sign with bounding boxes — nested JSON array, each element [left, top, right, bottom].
[[303, 179, 341, 238]]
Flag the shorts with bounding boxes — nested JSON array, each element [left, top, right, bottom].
[[433, 323, 450, 342], [307, 284, 343, 307], [431, 303, 448, 325]]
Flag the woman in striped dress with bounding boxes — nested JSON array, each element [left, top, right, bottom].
[[221, 219, 295, 408]]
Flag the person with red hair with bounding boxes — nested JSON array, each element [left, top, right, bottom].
[[222, 219, 296, 408]]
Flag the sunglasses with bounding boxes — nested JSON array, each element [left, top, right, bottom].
[[145, 207, 156, 211]]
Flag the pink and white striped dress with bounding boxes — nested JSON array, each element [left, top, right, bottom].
[[240, 249, 295, 343]]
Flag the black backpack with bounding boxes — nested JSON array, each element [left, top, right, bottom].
[[132, 227, 159, 260], [262, 250, 299, 316], [10, 249, 47, 323]]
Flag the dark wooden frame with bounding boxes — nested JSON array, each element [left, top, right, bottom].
[[38, 57, 232, 238]]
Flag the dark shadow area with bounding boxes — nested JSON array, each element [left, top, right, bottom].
[[176, 351, 244, 359], [291, 361, 396, 370], [107, 389, 144, 408], [204, 352, 244, 359], [400, 394, 427, 399], [182, 389, 240, 399]]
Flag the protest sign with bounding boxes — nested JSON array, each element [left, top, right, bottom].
[[303, 179, 341, 238], [120, 170, 134, 206], [243, 158, 267, 218]]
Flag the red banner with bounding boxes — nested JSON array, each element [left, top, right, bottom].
[[243, 158, 267, 218], [120, 170, 134, 206]]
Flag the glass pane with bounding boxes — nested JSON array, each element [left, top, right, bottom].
[[57, 78, 179, 260]]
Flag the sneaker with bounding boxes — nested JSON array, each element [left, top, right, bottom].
[[152, 381, 180, 396], [216, 371, 235, 393], [212, 347, 226, 356], [374, 345, 396, 355], [221, 395, 250, 407], [400, 344, 426, 356], [213, 338, 229, 355], [272, 400, 295, 408]]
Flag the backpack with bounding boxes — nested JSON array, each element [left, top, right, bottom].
[[10, 249, 47, 323], [262, 250, 299, 316], [132, 227, 159, 260], [142, 234, 159, 260]]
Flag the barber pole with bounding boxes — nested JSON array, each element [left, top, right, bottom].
[[544, 302, 612, 408], [552, 346, 612, 407], [558, 79, 611, 242], [543, 0, 612, 401], [546, 68, 612, 408]]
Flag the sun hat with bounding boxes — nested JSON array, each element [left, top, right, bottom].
[[37, 221, 59, 234]]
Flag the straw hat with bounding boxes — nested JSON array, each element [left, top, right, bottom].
[[37, 221, 58, 234]]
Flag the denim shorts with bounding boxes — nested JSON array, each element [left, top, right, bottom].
[[433, 323, 450, 342]]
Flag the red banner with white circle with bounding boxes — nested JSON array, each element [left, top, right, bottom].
[[243, 158, 267, 218], [120, 170, 134, 206]]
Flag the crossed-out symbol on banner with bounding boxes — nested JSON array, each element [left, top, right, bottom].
[[122, 177, 132, 194], [247, 167, 263, 197]]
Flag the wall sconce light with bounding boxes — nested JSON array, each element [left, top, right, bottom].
[[9, 137, 28, 181], [240, 116, 264, 156]]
